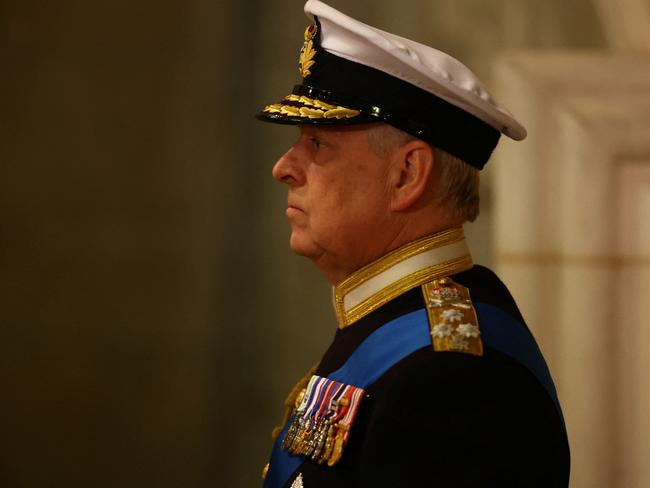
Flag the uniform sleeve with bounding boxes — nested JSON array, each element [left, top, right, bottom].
[[358, 347, 569, 488]]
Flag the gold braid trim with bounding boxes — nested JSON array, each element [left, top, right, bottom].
[[284, 94, 337, 110], [263, 95, 361, 120], [271, 363, 319, 441]]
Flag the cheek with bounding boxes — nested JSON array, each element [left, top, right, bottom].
[[319, 183, 387, 231], [307, 163, 390, 230], [311, 188, 349, 226]]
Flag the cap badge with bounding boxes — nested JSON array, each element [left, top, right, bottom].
[[298, 24, 317, 78]]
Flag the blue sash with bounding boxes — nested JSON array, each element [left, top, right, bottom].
[[263, 303, 561, 488]]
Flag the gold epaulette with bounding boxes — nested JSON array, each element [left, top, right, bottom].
[[422, 277, 483, 356]]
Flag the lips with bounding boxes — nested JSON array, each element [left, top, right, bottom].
[[286, 198, 306, 220], [287, 205, 304, 217], [287, 198, 304, 213]]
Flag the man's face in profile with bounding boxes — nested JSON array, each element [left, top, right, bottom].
[[272, 124, 395, 280]]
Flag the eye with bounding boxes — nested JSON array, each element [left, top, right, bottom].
[[310, 137, 321, 150]]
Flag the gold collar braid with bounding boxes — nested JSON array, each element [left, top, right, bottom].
[[333, 228, 473, 329]]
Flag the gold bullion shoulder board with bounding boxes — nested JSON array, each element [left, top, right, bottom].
[[422, 277, 483, 356]]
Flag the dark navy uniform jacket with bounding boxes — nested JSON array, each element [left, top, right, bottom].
[[264, 233, 570, 488]]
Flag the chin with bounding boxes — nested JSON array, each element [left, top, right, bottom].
[[288, 232, 320, 259]]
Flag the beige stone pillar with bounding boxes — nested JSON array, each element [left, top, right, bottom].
[[493, 53, 650, 488], [616, 159, 650, 487], [492, 52, 650, 367], [593, 0, 650, 50], [552, 95, 650, 488]]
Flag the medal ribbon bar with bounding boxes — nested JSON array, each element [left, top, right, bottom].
[[281, 375, 365, 466]]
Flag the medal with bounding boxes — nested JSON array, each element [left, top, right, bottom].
[[281, 375, 365, 467]]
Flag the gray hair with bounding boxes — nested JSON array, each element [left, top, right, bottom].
[[366, 124, 480, 222]]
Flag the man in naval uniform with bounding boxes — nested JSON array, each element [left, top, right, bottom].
[[257, 1, 570, 487]]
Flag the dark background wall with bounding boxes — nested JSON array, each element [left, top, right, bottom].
[[1, 1, 232, 485], [0, 1, 603, 487]]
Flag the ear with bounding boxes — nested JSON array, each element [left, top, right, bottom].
[[389, 139, 435, 212]]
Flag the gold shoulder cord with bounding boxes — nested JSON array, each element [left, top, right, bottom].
[[422, 277, 483, 356], [262, 363, 319, 480]]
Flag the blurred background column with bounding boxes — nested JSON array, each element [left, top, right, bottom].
[[492, 4, 650, 487]]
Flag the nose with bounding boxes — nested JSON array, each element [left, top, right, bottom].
[[272, 146, 304, 186]]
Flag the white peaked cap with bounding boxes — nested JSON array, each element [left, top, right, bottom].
[[259, 0, 527, 169], [305, 0, 526, 141]]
